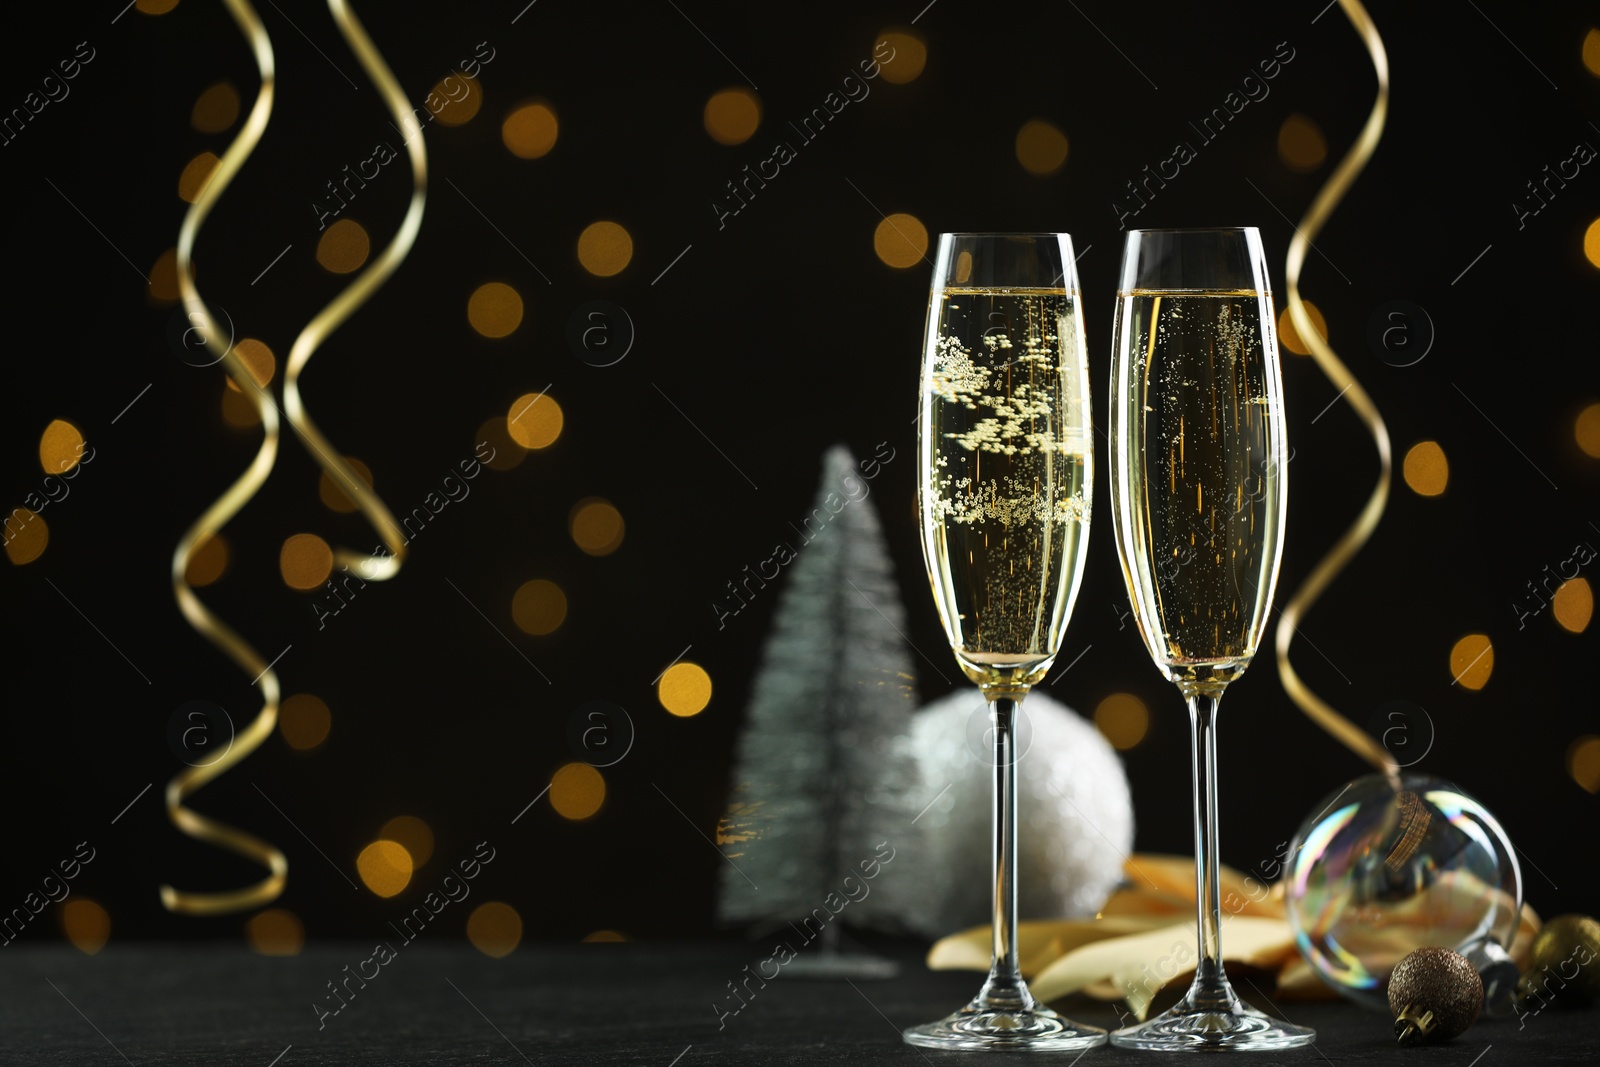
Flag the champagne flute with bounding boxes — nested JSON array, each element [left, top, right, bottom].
[[1106, 227, 1314, 1051], [904, 233, 1103, 1052]]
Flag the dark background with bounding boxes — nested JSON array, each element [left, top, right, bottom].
[[1, 0, 1596, 949]]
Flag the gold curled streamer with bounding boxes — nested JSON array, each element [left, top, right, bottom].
[[166, 0, 288, 914], [1274, 0, 1399, 784], [281, 0, 428, 578]]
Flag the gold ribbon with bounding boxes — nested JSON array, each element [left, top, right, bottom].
[[1274, 0, 1398, 784], [167, 0, 288, 915], [282, 0, 428, 577]]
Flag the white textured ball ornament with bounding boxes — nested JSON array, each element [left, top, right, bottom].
[[904, 688, 1134, 940]]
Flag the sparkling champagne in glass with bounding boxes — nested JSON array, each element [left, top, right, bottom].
[[1107, 227, 1314, 1051], [903, 233, 1103, 1052]]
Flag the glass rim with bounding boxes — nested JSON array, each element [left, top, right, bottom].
[[1124, 226, 1260, 235], [937, 231, 1075, 238]]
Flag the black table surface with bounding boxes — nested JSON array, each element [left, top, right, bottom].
[[4, 941, 1594, 1065]]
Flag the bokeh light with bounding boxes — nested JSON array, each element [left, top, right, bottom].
[[1449, 633, 1494, 691], [502, 102, 558, 158], [39, 419, 84, 474], [225, 338, 275, 392], [1569, 735, 1600, 793], [4, 509, 47, 565], [577, 221, 633, 277], [658, 662, 712, 717], [512, 579, 567, 635], [317, 219, 370, 274], [245, 909, 304, 956], [1584, 28, 1600, 77], [61, 899, 110, 954], [221, 386, 259, 428], [379, 815, 434, 867], [582, 929, 629, 942], [1585, 218, 1600, 270], [570, 499, 625, 556], [1015, 119, 1069, 176], [1553, 577, 1593, 634], [704, 88, 761, 145], [356, 840, 414, 898], [178, 152, 220, 203], [431, 74, 483, 127], [319, 457, 374, 513], [137, 0, 179, 12], [1093, 692, 1150, 751], [1576, 402, 1600, 457], [185, 533, 231, 587], [1277, 113, 1328, 172], [507, 392, 563, 450], [192, 81, 240, 133], [280, 533, 334, 591], [467, 282, 524, 338], [466, 902, 524, 958], [476, 417, 526, 471], [549, 762, 606, 820], [876, 30, 927, 84], [873, 213, 929, 268], [1276, 301, 1327, 356], [280, 693, 331, 751], [148, 248, 180, 304], [1402, 441, 1449, 496]]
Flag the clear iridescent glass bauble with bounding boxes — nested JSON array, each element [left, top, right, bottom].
[[1286, 773, 1522, 1011]]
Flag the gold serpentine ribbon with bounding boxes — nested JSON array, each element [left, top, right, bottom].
[[1274, 0, 1399, 784], [166, 0, 288, 915], [281, 0, 428, 578]]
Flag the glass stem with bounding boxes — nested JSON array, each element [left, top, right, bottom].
[[1186, 689, 1235, 1010], [977, 693, 1033, 1012]]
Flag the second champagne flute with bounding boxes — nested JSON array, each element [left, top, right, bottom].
[[1106, 227, 1315, 1051]]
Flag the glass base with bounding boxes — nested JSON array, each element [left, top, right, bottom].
[[1110, 986, 1315, 1052], [903, 1001, 1106, 1053]]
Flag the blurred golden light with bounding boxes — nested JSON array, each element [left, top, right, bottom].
[[148, 247, 180, 305], [1402, 441, 1449, 497], [507, 392, 563, 450], [1569, 735, 1600, 793], [873, 213, 929, 269], [1276, 301, 1327, 356], [317, 218, 370, 274], [221, 386, 260, 428], [245, 909, 304, 956], [431, 74, 482, 127], [39, 419, 85, 474], [1585, 217, 1600, 270], [318, 457, 374, 513], [1584, 28, 1600, 77], [1576, 402, 1600, 457], [224, 337, 275, 392], [185, 533, 230, 587], [1093, 692, 1150, 751], [876, 30, 927, 84], [570, 498, 624, 556], [1015, 119, 1069, 176], [1553, 577, 1594, 634], [577, 221, 633, 277], [280, 693, 331, 751], [467, 282, 524, 339], [1449, 633, 1494, 691], [704, 88, 761, 145], [549, 762, 605, 820], [476, 417, 526, 471], [582, 929, 629, 943], [280, 533, 334, 591], [137, 0, 179, 12], [379, 815, 434, 867], [4, 509, 47, 565], [356, 840, 414, 898], [178, 152, 221, 203], [192, 81, 240, 133], [1277, 113, 1328, 172], [502, 101, 558, 158], [512, 579, 567, 635], [466, 902, 524, 958], [658, 662, 712, 717], [61, 899, 110, 954]]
